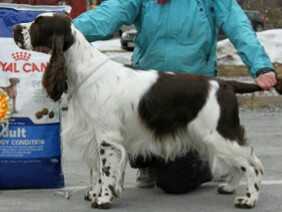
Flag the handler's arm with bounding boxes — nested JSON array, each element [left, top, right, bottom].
[[214, 0, 274, 78], [73, 0, 141, 42]]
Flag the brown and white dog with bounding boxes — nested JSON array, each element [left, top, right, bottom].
[[13, 13, 282, 209], [0, 78, 20, 113]]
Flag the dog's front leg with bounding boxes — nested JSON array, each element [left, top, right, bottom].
[[90, 140, 127, 209]]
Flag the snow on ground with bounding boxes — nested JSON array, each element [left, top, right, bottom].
[[217, 29, 282, 65], [92, 38, 123, 52], [91, 29, 282, 67], [92, 38, 132, 65]]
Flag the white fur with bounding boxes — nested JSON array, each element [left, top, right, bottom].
[[19, 22, 33, 50]]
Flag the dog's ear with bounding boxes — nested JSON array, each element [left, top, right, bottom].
[[42, 35, 68, 101]]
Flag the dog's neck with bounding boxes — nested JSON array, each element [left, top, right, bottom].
[[64, 26, 109, 90]]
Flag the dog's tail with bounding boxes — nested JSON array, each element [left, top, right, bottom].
[[224, 78, 282, 94]]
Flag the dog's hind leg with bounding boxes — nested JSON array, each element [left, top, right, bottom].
[[90, 140, 127, 209], [217, 166, 243, 194], [233, 148, 264, 209], [205, 133, 263, 209]]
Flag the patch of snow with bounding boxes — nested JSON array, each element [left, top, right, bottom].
[[91, 38, 123, 52], [217, 29, 282, 65]]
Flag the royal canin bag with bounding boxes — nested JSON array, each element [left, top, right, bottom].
[[0, 3, 70, 189]]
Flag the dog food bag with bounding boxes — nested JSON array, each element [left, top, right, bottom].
[[0, 3, 70, 189]]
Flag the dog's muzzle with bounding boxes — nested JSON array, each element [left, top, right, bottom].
[[13, 25, 25, 48]]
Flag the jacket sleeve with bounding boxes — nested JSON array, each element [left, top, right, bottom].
[[73, 0, 141, 42], [214, 0, 273, 77]]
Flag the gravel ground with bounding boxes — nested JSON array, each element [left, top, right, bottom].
[[2, 110, 281, 212]]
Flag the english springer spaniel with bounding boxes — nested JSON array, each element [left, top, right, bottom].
[[13, 13, 282, 209]]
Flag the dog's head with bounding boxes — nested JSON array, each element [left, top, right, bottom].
[[13, 13, 74, 101]]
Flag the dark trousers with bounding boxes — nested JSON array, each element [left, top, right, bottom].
[[130, 151, 212, 194]]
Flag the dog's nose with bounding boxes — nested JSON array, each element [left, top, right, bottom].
[[12, 25, 24, 45]]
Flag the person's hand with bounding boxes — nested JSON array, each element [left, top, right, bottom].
[[255, 71, 277, 90]]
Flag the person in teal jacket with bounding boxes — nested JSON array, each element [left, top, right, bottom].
[[73, 0, 277, 193]]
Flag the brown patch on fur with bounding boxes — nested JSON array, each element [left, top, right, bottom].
[[42, 34, 68, 101], [138, 72, 209, 139], [27, 14, 74, 101], [216, 82, 246, 145]]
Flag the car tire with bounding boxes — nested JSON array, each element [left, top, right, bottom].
[[121, 40, 134, 51], [255, 24, 264, 32], [120, 41, 134, 51], [124, 46, 134, 51]]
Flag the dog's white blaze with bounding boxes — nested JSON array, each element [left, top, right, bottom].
[[37, 12, 54, 18], [19, 22, 33, 50], [188, 80, 220, 138], [186, 80, 221, 157]]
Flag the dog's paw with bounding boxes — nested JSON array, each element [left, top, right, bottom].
[[234, 196, 256, 209], [84, 190, 96, 202], [91, 196, 113, 209], [91, 202, 112, 209], [217, 184, 235, 195]]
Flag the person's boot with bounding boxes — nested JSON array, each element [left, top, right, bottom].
[[136, 167, 156, 188]]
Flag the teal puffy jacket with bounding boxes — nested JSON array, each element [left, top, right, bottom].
[[73, 0, 273, 77]]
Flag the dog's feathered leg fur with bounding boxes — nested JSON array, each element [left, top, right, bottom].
[[207, 138, 263, 208], [88, 138, 127, 209]]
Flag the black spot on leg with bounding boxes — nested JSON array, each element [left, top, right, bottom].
[[255, 169, 259, 176], [108, 185, 118, 197], [98, 179, 102, 184], [101, 141, 110, 147], [102, 158, 107, 166], [100, 149, 105, 155], [105, 193, 109, 196], [102, 166, 111, 177], [241, 166, 246, 172], [254, 183, 259, 192], [246, 192, 251, 198]]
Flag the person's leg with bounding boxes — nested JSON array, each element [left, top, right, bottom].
[[155, 151, 212, 194], [129, 155, 158, 188], [136, 167, 156, 188]]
